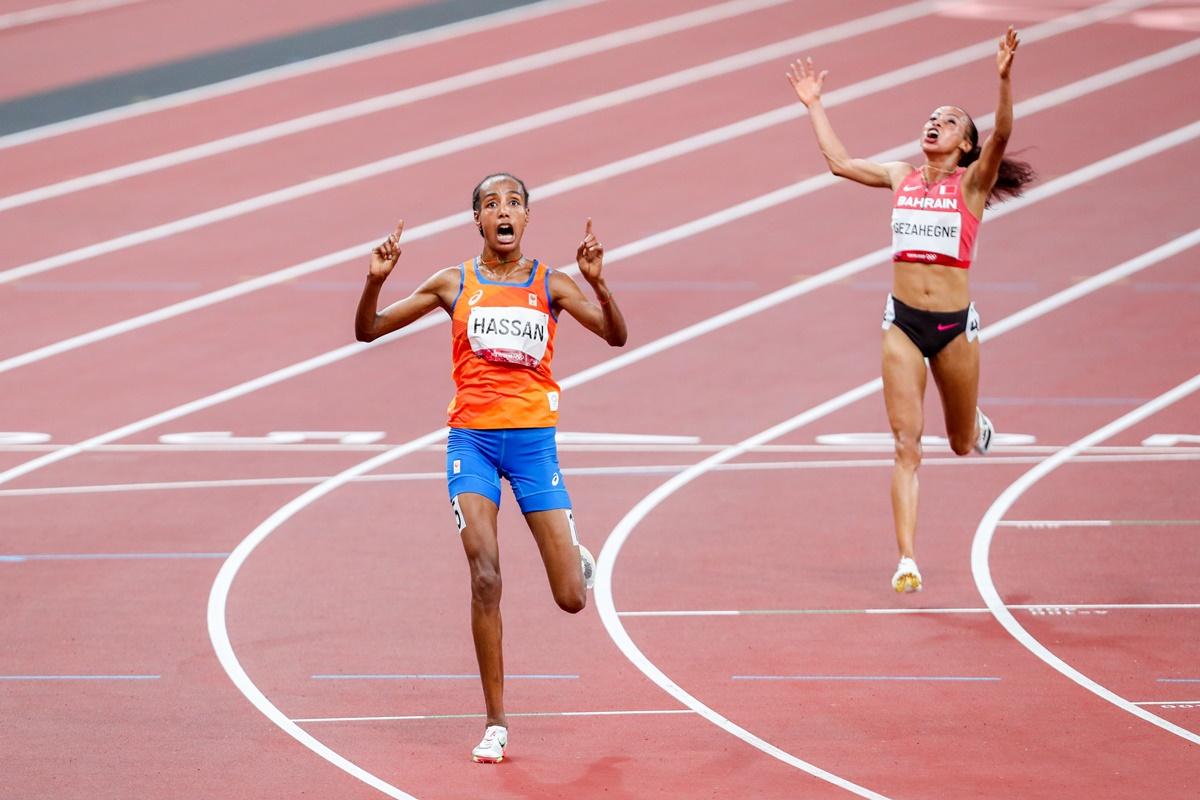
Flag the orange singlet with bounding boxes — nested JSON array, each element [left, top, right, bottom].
[[447, 258, 560, 429]]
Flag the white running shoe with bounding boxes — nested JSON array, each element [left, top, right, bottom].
[[974, 408, 994, 455], [579, 544, 595, 591], [891, 557, 923, 593], [471, 725, 508, 764]]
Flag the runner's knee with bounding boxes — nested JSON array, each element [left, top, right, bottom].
[[470, 564, 502, 608], [892, 430, 923, 468], [554, 585, 585, 614], [949, 431, 974, 457]]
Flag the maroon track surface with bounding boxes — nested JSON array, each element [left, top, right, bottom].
[[2, 1, 1198, 798]]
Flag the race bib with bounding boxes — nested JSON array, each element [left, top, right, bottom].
[[467, 306, 550, 368], [891, 207, 961, 261]]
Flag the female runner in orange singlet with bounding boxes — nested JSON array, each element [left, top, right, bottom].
[[786, 28, 1034, 592], [355, 173, 627, 762]]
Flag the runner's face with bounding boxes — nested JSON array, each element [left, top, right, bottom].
[[474, 177, 528, 256], [920, 106, 972, 158]]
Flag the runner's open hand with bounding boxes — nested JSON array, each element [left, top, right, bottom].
[[369, 221, 404, 280], [997, 26, 1019, 79], [786, 57, 827, 106]]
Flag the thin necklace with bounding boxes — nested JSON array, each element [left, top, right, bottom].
[[478, 254, 526, 279], [921, 162, 955, 183]]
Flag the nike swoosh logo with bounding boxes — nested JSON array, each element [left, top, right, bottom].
[[937, 322, 960, 331], [902, 185, 922, 192]]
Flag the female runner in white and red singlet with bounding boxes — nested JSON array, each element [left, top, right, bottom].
[[786, 28, 1034, 592], [355, 173, 627, 762]]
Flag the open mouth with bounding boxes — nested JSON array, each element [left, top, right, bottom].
[[496, 223, 515, 242], [924, 128, 939, 142]]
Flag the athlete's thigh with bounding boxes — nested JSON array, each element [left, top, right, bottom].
[[524, 508, 583, 598], [454, 492, 501, 566], [882, 326, 928, 436], [929, 332, 980, 440]]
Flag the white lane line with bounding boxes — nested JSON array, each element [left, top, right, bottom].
[[592, 227, 1200, 785], [4, 441, 1198, 454], [310, 673, 578, 679], [186, 127, 1196, 800], [1136, 701, 1200, 707], [0, 0, 603, 149], [972, 374, 1200, 747], [1001, 519, 1200, 528], [0, 0, 146, 30], [4, 28, 1191, 376], [619, 604, 1200, 617], [5, 451, 1199, 497], [207, 430, 447, 800], [1, 125, 1196, 492], [0, 114, 1189, 800], [293, 709, 696, 723], [0, 0, 805, 213], [0, 0, 942, 282]]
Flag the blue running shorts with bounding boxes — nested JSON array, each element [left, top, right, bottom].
[[446, 427, 571, 514]]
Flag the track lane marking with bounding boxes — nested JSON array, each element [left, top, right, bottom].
[[971, 373, 1200, 746], [0, 0, 806, 212], [0, 67, 1188, 800], [293, 709, 697, 723], [592, 226, 1200, 787], [198, 134, 1200, 800], [0, 121, 1195, 494], [4, 451, 1198, 497], [4, 25, 1192, 377], [0, 0, 944, 282], [0, 0, 604, 149], [619, 604, 1200, 616], [0, 673, 159, 680], [0, 0, 147, 30]]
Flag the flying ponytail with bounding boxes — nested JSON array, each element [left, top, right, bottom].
[[961, 114, 1036, 206]]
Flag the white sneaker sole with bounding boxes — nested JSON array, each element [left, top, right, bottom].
[[579, 543, 595, 591]]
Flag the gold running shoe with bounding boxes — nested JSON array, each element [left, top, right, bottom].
[[892, 557, 923, 593]]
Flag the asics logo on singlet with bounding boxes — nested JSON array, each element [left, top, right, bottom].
[[467, 289, 484, 306]]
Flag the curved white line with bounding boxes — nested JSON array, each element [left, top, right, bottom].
[[207, 430, 447, 800], [593, 384, 892, 798], [592, 228, 1200, 787], [970, 373, 1200, 745]]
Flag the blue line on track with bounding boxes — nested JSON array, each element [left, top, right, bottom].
[[1, 553, 231, 562], [0, 675, 160, 680]]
